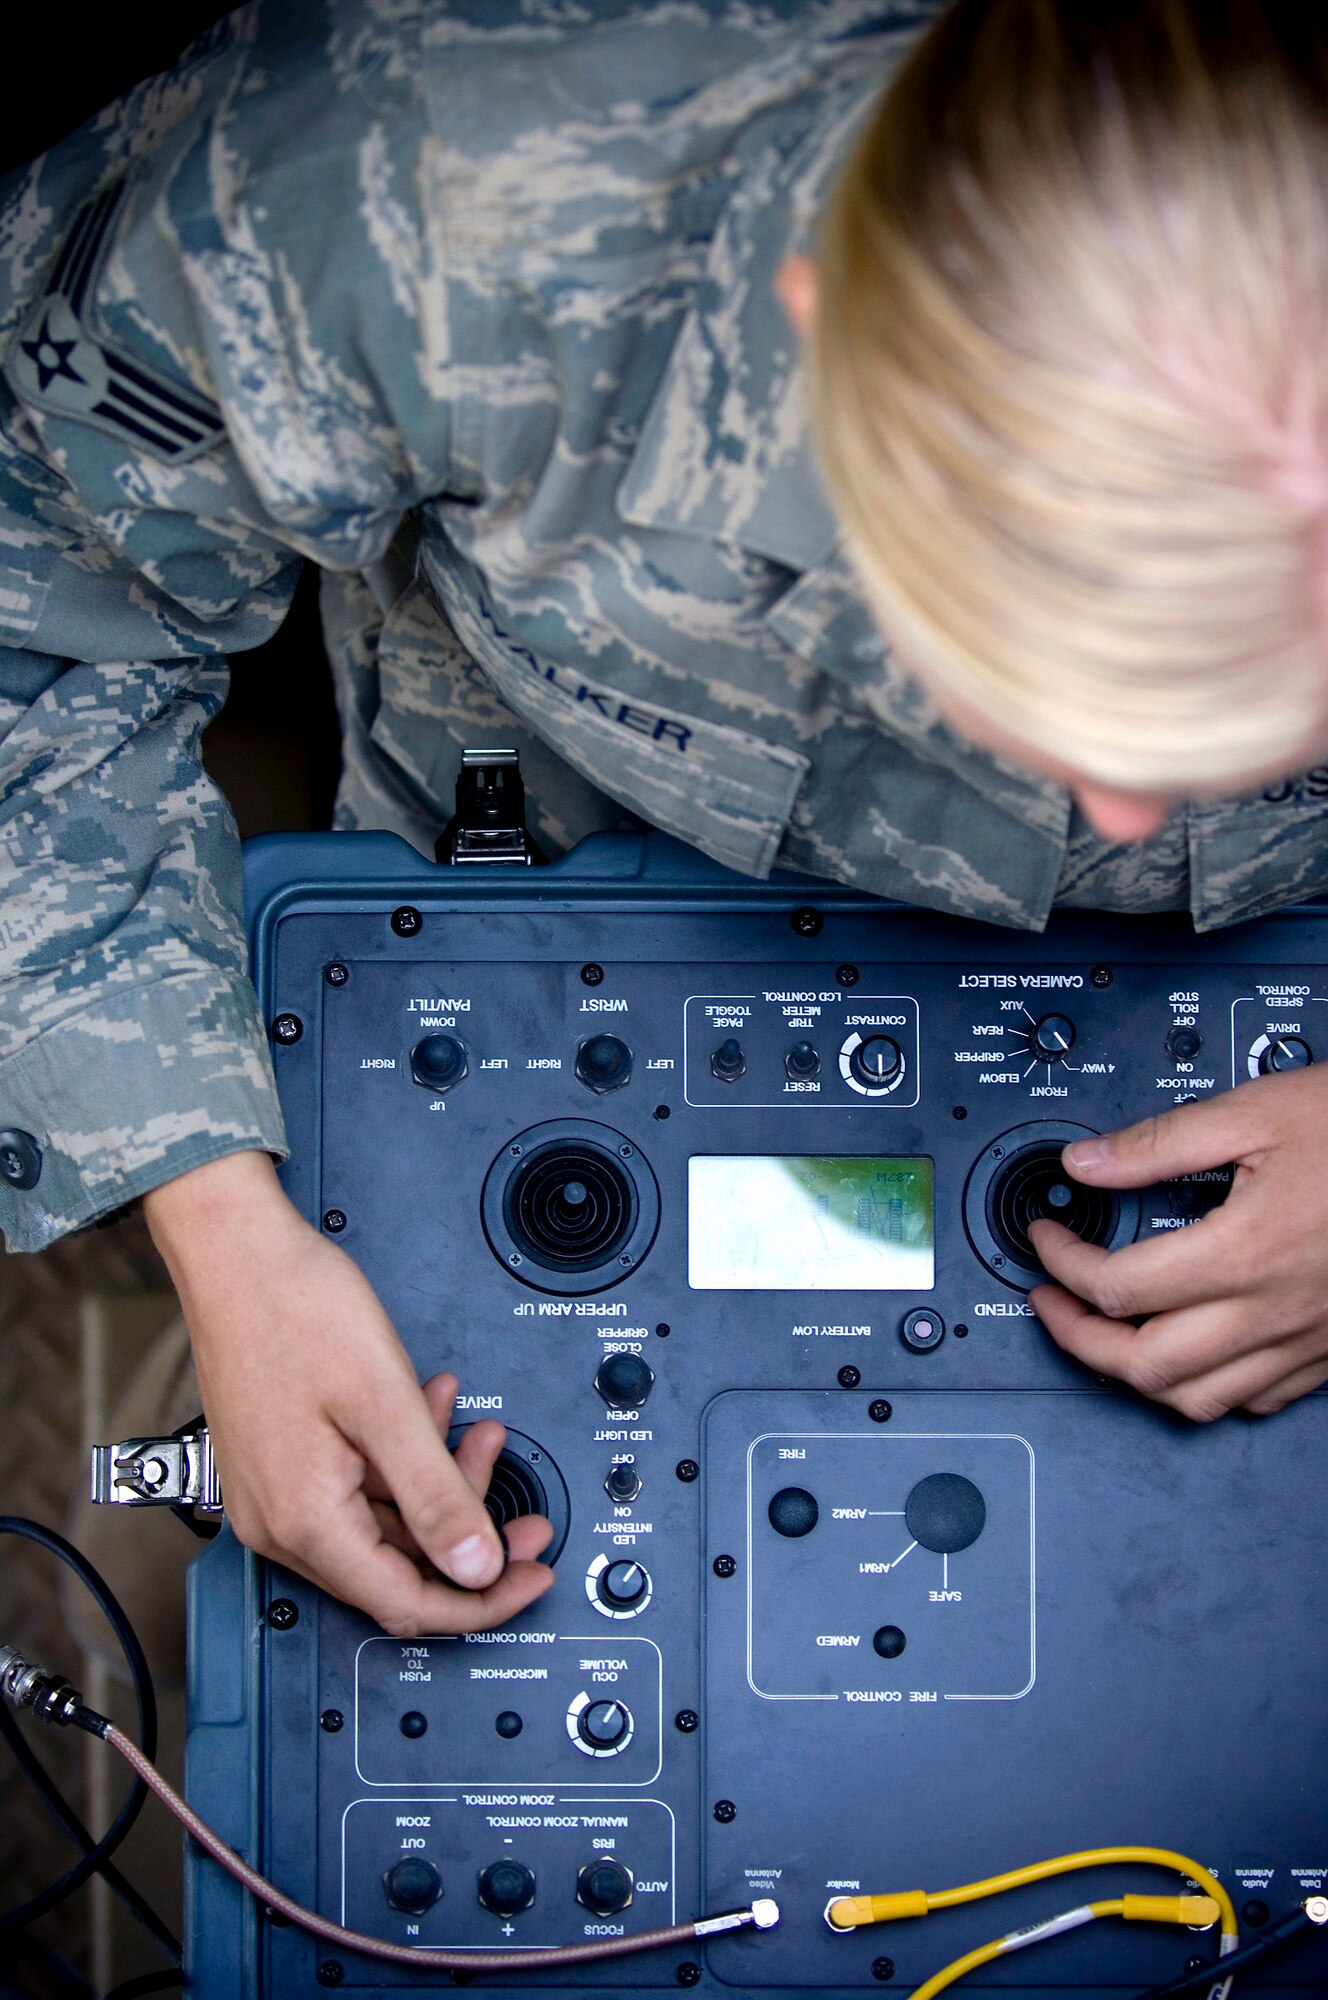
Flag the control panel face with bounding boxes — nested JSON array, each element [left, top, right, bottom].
[[226, 867, 1328, 1998]]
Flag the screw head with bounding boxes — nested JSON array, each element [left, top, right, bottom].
[[1090, 965, 1113, 989], [318, 1962, 345, 1987], [713, 1799, 736, 1823], [835, 963, 860, 987], [676, 1459, 700, 1483], [653, 1104, 671, 1120], [675, 1709, 699, 1733], [869, 1399, 893, 1424], [324, 963, 349, 987], [322, 1209, 347, 1234], [271, 1013, 303, 1045], [656, 1323, 671, 1338], [1184, 1958, 1206, 1976], [952, 1105, 968, 1120], [391, 905, 422, 937], [320, 1708, 344, 1733], [871, 1958, 896, 1982], [267, 1598, 299, 1630], [837, 1365, 861, 1389], [713, 1553, 737, 1578], [581, 962, 605, 986], [790, 906, 823, 937], [677, 1965, 702, 1987]]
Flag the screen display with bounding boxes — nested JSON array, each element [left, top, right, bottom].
[[688, 1156, 934, 1291]]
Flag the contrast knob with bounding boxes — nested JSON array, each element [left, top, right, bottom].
[[577, 1699, 632, 1751], [577, 1859, 634, 1918], [477, 1860, 536, 1917], [850, 1036, 902, 1089], [410, 1034, 468, 1091], [1029, 1014, 1076, 1061], [576, 1034, 633, 1093], [711, 1037, 746, 1082], [785, 1040, 820, 1079], [596, 1559, 650, 1612], [383, 1857, 442, 1916], [595, 1352, 654, 1409], [1259, 1035, 1313, 1074]]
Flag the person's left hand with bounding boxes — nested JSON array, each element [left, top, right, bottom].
[[1028, 1066, 1328, 1420]]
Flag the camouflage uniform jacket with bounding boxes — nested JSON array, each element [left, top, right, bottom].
[[1, 0, 1325, 1250]]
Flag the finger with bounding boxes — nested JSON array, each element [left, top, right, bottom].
[[1028, 1211, 1241, 1318], [368, 1499, 424, 1561], [451, 1418, 510, 1501], [1058, 1089, 1272, 1188], [1242, 1352, 1328, 1415], [365, 1376, 464, 1504], [1149, 1338, 1328, 1424], [340, 1378, 507, 1590], [1032, 1281, 1284, 1394]]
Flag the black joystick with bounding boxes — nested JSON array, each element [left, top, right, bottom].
[[477, 1860, 536, 1917], [605, 1461, 642, 1503], [384, 1857, 442, 1915], [595, 1352, 654, 1409], [785, 1040, 820, 1079], [851, 1036, 902, 1089], [576, 1034, 633, 1092], [711, 1037, 746, 1082], [578, 1699, 632, 1750], [578, 1859, 634, 1917], [410, 1034, 467, 1091]]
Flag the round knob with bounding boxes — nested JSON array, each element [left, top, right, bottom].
[[594, 1352, 654, 1409], [383, 1857, 442, 1916], [785, 1040, 820, 1079], [576, 1034, 633, 1093], [477, 1860, 536, 1917], [577, 1859, 634, 1918], [851, 1036, 902, 1089], [577, 1699, 632, 1750], [1030, 1014, 1077, 1061], [604, 1461, 642, 1503], [410, 1034, 467, 1091], [596, 1560, 650, 1612], [1259, 1034, 1313, 1074], [1166, 1026, 1203, 1062], [711, 1037, 746, 1082]]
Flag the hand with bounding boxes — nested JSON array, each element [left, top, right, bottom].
[[143, 1151, 555, 1634], [1028, 1067, 1328, 1421]]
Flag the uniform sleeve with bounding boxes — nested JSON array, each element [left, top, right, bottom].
[[0, 4, 457, 1249]]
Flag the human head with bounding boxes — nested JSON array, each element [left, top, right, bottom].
[[801, 0, 1328, 824]]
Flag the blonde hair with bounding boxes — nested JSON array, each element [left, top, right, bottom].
[[811, 0, 1328, 791]]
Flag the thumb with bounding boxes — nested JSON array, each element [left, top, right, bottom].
[[1061, 1094, 1255, 1188]]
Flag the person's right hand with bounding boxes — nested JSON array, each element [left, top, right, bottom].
[[143, 1150, 555, 1635]]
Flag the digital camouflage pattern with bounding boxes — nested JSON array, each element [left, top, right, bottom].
[[1, 0, 1325, 1250]]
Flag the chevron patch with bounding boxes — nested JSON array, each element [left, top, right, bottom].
[[7, 181, 225, 462]]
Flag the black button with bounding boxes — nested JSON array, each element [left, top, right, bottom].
[[477, 1861, 536, 1917], [1166, 1026, 1203, 1062], [399, 1711, 428, 1738], [0, 1129, 42, 1191], [595, 1352, 654, 1409], [873, 1625, 907, 1659], [577, 1699, 631, 1750], [576, 1034, 633, 1092], [767, 1487, 819, 1538], [383, 1858, 442, 1915], [495, 1710, 523, 1739], [410, 1034, 467, 1091], [578, 1859, 634, 1917], [904, 1473, 986, 1555], [710, 1037, 746, 1082]]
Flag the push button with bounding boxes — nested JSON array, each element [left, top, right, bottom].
[[478, 1860, 536, 1916], [384, 1857, 442, 1915], [0, 1130, 42, 1191]]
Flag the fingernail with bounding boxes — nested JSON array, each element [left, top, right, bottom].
[[446, 1531, 503, 1588], [1065, 1139, 1109, 1170]]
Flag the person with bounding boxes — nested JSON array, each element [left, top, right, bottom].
[[2, 0, 1326, 1639]]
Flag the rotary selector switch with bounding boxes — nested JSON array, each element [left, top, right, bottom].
[[384, 1857, 442, 1915], [567, 1689, 635, 1757], [586, 1551, 653, 1618], [1249, 1032, 1314, 1078], [839, 1032, 905, 1097], [410, 1034, 468, 1092], [1024, 1014, 1077, 1063]]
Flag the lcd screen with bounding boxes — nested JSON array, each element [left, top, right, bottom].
[[688, 1156, 934, 1290]]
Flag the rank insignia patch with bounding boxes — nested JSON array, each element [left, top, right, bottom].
[[7, 181, 225, 462]]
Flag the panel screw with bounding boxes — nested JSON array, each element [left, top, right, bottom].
[[952, 1105, 968, 1121], [954, 1323, 969, 1339], [837, 1364, 861, 1389], [656, 1323, 671, 1338], [1090, 965, 1113, 989], [271, 1013, 302, 1045], [318, 1962, 344, 1987], [508, 1252, 523, 1267], [324, 963, 349, 987], [676, 1459, 700, 1483], [1184, 1959, 1206, 1977], [581, 963, 605, 986], [713, 1554, 737, 1578], [869, 1399, 893, 1424], [619, 1143, 634, 1158], [653, 1104, 671, 1120], [835, 963, 859, 987], [267, 1599, 299, 1630], [320, 1709, 344, 1733], [713, 1800, 736, 1823], [322, 1210, 347, 1235], [509, 1143, 523, 1157], [790, 907, 823, 937], [677, 1965, 702, 1987], [871, 1958, 896, 1982], [391, 906, 422, 937], [675, 1709, 699, 1733]]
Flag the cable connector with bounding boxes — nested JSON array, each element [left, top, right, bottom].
[[694, 1900, 780, 1937], [90, 1425, 221, 1513], [1123, 1896, 1220, 1928], [1305, 1894, 1328, 1926], [0, 1642, 105, 1733]]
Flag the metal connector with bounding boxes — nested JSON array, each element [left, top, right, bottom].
[[91, 1424, 221, 1512], [1306, 1894, 1328, 1926], [434, 749, 543, 866], [0, 1642, 86, 1726]]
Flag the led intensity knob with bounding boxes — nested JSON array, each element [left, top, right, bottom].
[[1029, 1014, 1077, 1061], [850, 1036, 902, 1088], [586, 1550, 654, 1618]]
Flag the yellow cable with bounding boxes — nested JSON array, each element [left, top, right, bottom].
[[905, 1895, 1223, 2000]]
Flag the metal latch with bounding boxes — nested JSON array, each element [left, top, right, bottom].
[[90, 1423, 222, 1513], [435, 749, 543, 866]]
